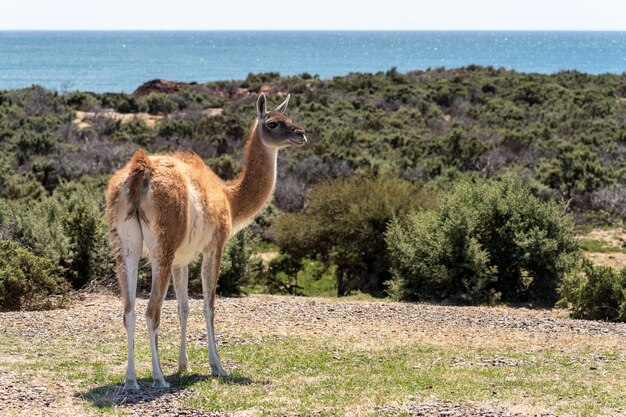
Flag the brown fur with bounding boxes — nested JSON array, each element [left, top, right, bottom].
[[106, 119, 282, 319], [125, 149, 154, 222], [226, 126, 277, 225]]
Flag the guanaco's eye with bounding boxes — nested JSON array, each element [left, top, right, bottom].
[[266, 121, 278, 129]]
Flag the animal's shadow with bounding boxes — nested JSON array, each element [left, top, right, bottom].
[[78, 373, 256, 408]]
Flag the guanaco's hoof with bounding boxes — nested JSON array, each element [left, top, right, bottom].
[[123, 380, 140, 391], [177, 361, 192, 374], [211, 367, 229, 377], [152, 379, 170, 389]]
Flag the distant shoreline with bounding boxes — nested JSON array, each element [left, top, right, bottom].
[[3, 66, 626, 96], [1, 31, 625, 93]]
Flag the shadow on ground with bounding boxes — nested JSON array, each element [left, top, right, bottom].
[[78, 373, 255, 408]]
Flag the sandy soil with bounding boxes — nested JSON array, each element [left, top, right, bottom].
[[72, 108, 223, 130]]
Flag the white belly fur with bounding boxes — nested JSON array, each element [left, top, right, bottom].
[[174, 184, 212, 266]]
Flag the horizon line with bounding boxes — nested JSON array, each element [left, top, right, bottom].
[[2, 29, 626, 32]]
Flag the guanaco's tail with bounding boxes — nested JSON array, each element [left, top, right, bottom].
[[126, 149, 153, 222]]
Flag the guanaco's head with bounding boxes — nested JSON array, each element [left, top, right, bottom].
[[256, 93, 307, 148]]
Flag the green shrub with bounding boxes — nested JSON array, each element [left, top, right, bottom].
[[109, 120, 154, 146], [158, 119, 194, 139], [218, 230, 261, 296], [386, 177, 578, 305], [142, 93, 178, 115], [64, 92, 98, 111], [207, 154, 241, 180], [0, 197, 73, 266], [0, 240, 70, 311], [559, 259, 626, 322], [260, 254, 305, 295], [14, 130, 60, 164], [539, 142, 612, 209], [0, 173, 46, 200], [257, 256, 336, 297], [272, 176, 435, 297], [54, 182, 112, 289], [0, 180, 112, 290], [98, 94, 141, 113], [241, 72, 281, 91]]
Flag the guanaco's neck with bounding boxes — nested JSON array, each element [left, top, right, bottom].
[[227, 121, 277, 233]]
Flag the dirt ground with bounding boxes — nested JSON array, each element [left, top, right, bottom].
[[72, 108, 223, 130], [1, 293, 626, 416], [582, 228, 626, 269]]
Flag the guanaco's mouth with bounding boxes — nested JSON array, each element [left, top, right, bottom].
[[289, 135, 307, 146]]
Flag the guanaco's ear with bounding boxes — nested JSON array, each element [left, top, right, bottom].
[[274, 94, 290, 114], [257, 93, 267, 120]]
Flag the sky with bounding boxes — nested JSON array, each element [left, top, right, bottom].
[[1, 0, 625, 31]]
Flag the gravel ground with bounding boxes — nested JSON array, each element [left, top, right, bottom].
[[377, 401, 557, 416], [1, 293, 625, 416]]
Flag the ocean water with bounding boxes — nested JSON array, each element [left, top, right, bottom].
[[0, 31, 625, 93]]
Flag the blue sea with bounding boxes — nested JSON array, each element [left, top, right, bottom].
[[1, 31, 625, 93]]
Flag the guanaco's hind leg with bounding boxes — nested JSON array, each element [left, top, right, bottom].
[[172, 265, 191, 372], [145, 255, 173, 388], [114, 217, 142, 391], [201, 245, 229, 377]]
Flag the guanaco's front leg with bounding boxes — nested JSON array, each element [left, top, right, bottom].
[[201, 245, 229, 377]]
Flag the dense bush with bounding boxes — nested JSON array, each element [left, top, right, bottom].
[[260, 254, 305, 295], [64, 91, 98, 111], [216, 230, 262, 296], [0, 180, 112, 290], [142, 93, 178, 115], [0, 240, 70, 311], [55, 181, 112, 288], [272, 176, 434, 296], [2, 68, 625, 309], [3, 68, 626, 218], [559, 259, 626, 322], [386, 178, 578, 305]]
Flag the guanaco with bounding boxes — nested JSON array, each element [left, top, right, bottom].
[[106, 93, 306, 389]]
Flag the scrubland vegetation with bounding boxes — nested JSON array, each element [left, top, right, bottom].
[[0, 67, 625, 320]]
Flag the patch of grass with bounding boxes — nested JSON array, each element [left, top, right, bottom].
[[580, 239, 626, 254], [256, 241, 280, 253], [175, 337, 626, 416], [297, 259, 337, 298]]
